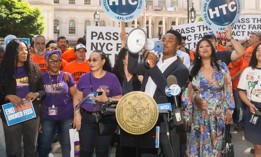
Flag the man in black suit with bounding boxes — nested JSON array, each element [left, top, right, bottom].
[[128, 29, 189, 157]]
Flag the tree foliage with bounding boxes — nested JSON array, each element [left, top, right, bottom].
[[0, 0, 44, 38]]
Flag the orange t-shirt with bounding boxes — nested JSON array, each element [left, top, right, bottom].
[[189, 50, 195, 63], [31, 54, 48, 72], [228, 57, 243, 90], [62, 48, 76, 62], [63, 60, 91, 83], [241, 46, 254, 70], [61, 59, 68, 71], [32, 54, 68, 72], [218, 44, 226, 51]]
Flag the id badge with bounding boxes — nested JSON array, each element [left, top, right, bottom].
[[48, 105, 58, 116]]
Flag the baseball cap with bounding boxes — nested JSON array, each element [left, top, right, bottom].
[[45, 50, 62, 61], [76, 44, 87, 52], [203, 32, 217, 40], [251, 31, 261, 40]]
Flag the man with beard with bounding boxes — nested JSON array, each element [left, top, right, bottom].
[[31, 35, 48, 72], [57, 36, 69, 54], [31, 36, 68, 72]]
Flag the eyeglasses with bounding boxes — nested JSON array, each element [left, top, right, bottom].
[[87, 58, 102, 63], [48, 59, 61, 64]]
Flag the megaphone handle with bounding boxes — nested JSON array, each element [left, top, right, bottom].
[[120, 22, 127, 48], [121, 22, 126, 32]]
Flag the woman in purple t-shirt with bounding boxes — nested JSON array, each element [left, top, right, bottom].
[[0, 39, 45, 157], [73, 50, 122, 157], [37, 50, 76, 157]]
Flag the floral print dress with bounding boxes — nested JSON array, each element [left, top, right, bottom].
[[182, 61, 235, 157]]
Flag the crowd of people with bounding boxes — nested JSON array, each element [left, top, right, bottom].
[[0, 25, 260, 157]]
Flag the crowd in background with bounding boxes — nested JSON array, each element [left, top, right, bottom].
[[0, 25, 260, 157]]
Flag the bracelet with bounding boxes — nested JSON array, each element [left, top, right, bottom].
[[107, 97, 110, 103]]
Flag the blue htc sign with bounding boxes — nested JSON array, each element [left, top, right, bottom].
[[201, 0, 241, 32], [101, 0, 145, 22]]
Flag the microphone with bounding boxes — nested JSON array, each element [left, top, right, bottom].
[[165, 75, 181, 108], [74, 94, 91, 111], [165, 75, 183, 126], [74, 92, 98, 111]]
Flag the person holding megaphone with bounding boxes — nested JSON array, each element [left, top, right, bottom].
[[127, 28, 189, 157]]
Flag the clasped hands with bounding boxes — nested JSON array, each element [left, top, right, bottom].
[[5, 92, 39, 106]]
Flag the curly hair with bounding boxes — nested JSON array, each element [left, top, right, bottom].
[[249, 42, 261, 69], [190, 38, 220, 77], [165, 29, 182, 45], [0, 39, 41, 81]]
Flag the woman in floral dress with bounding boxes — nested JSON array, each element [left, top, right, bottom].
[[182, 38, 235, 157]]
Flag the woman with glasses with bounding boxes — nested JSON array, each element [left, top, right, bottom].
[[73, 50, 122, 157], [37, 50, 76, 157], [0, 39, 45, 157]]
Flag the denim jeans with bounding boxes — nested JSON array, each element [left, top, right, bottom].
[[0, 118, 6, 157], [79, 111, 112, 157], [37, 115, 73, 157], [232, 90, 245, 126], [3, 117, 40, 157]]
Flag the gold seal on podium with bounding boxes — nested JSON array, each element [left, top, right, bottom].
[[116, 91, 159, 135]]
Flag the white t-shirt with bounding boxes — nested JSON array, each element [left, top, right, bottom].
[[176, 50, 190, 69], [237, 67, 261, 102]]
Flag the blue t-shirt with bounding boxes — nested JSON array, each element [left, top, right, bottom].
[[77, 72, 122, 112], [42, 72, 75, 120]]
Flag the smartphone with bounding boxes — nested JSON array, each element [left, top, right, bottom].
[[97, 91, 103, 96], [255, 110, 261, 116]]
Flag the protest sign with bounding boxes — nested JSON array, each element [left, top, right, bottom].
[[172, 15, 261, 50], [2, 100, 36, 126], [86, 26, 134, 66], [201, 0, 241, 32], [101, 0, 145, 22]]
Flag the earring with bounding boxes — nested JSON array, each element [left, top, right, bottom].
[[198, 56, 201, 59]]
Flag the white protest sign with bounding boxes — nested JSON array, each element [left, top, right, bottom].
[[86, 26, 133, 66], [172, 15, 261, 50]]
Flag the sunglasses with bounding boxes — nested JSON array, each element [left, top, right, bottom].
[[87, 58, 102, 63]]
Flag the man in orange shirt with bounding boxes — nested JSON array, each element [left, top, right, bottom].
[[57, 36, 69, 54], [63, 44, 90, 83], [62, 37, 86, 62], [227, 41, 245, 130], [241, 32, 261, 70], [31, 35, 48, 72], [32, 36, 68, 72]]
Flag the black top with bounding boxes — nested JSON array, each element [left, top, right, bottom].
[[216, 50, 232, 65]]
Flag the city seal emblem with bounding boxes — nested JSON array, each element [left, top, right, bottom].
[[116, 91, 159, 135]]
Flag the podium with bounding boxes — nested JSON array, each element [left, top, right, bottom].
[[105, 108, 171, 156]]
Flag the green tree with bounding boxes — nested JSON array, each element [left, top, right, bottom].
[[0, 0, 44, 38]]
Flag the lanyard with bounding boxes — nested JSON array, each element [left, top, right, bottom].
[[48, 71, 60, 106]]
